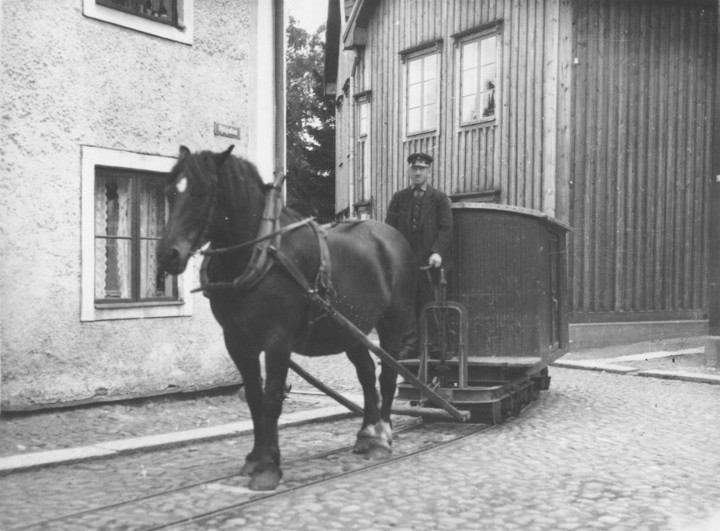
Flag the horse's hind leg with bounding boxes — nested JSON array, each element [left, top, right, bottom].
[[345, 344, 384, 455]]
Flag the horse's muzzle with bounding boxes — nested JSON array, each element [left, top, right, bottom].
[[158, 245, 190, 276]]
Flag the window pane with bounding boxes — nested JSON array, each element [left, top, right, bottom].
[[139, 176, 167, 238], [97, 0, 176, 23], [408, 107, 422, 133], [95, 237, 132, 299], [140, 239, 176, 299], [462, 68, 477, 97], [480, 90, 495, 118], [408, 57, 422, 84], [481, 35, 497, 66], [462, 41, 478, 71], [480, 64, 497, 93], [423, 79, 437, 106], [423, 55, 436, 81], [462, 95, 478, 123], [95, 173, 132, 237], [408, 83, 422, 108], [423, 103, 436, 130]]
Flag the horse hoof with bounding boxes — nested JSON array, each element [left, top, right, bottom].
[[240, 460, 259, 476], [366, 444, 392, 460], [249, 469, 281, 491], [352, 436, 374, 454]]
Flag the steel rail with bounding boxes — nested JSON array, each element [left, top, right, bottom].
[[11, 420, 429, 531]]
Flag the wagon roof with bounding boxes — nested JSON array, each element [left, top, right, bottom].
[[452, 202, 573, 233]]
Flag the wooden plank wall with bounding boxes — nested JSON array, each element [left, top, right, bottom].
[[570, 0, 715, 321], [344, 0, 561, 221], [333, 0, 715, 321]]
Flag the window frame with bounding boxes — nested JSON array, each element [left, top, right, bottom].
[[83, 0, 194, 45], [402, 46, 441, 138], [355, 94, 371, 202], [93, 165, 178, 305], [455, 26, 500, 129], [81, 146, 194, 322]]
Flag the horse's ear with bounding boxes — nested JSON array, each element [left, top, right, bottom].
[[179, 145, 191, 160], [215, 145, 235, 168]]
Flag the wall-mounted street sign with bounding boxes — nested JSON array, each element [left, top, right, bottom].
[[214, 122, 241, 139]]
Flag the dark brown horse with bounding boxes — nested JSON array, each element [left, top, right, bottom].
[[158, 146, 417, 490]]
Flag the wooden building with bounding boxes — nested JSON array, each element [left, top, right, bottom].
[[325, 0, 717, 346]]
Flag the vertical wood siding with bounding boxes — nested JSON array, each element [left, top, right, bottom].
[[333, 0, 714, 321], [569, 0, 714, 320], [350, 0, 561, 222]]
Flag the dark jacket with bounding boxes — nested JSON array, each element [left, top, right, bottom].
[[385, 185, 453, 269]]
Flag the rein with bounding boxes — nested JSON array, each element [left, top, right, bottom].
[[200, 217, 314, 257], [193, 175, 333, 297]]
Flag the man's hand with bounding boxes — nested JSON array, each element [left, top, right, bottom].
[[428, 253, 442, 268]]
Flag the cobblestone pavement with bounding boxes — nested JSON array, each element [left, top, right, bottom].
[[1, 366, 719, 531], [2, 336, 716, 459]]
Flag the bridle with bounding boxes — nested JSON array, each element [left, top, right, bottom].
[[190, 172, 321, 295]]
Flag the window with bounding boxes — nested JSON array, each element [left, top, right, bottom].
[[406, 52, 439, 135], [81, 147, 194, 321], [94, 167, 176, 303], [357, 98, 370, 200], [83, 0, 193, 44], [96, 0, 179, 26], [459, 33, 498, 125]]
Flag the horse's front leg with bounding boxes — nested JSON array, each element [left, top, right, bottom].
[[245, 334, 292, 491], [222, 328, 265, 476]]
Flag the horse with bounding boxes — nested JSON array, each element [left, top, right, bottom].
[[157, 146, 417, 491]]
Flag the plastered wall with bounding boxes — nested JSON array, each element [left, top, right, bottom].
[[0, 0, 272, 409]]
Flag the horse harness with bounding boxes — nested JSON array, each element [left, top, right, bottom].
[[193, 178, 359, 317]]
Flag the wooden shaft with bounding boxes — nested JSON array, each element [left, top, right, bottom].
[[288, 359, 364, 416]]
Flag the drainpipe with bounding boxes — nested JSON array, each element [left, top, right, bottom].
[[274, 0, 286, 187], [707, 1, 720, 368]]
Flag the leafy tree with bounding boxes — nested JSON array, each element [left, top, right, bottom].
[[286, 17, 336, 223]]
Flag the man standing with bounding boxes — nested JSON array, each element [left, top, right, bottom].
[[386, 152, 453, 357]]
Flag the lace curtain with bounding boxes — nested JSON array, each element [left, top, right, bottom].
[[138, 178, 171, 298], [94, 169, 170, 301], [95, 173, 132, 300]]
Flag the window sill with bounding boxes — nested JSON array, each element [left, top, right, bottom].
[[460, 118, 497, 130], [82, 0, 194, 45], [85, 299, 193, 321], [95, 300, 185, 310], [405, 130, 438, 141]]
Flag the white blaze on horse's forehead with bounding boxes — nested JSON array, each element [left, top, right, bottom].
[[176, 176, 188, 193]]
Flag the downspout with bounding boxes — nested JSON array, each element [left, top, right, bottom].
[[274, 0, 287, 187], [707, 1, 720, 367]]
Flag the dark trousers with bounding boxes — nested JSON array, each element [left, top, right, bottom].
[[403, 267, 441, 357]]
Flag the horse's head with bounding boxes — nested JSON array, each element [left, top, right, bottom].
[[158, 145, 234, 275]]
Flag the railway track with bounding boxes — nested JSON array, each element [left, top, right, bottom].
[[13, 416, 494, 530]]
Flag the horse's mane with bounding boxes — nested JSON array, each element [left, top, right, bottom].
[[171, 148, 304, 222], [172, 150, 265, 192]]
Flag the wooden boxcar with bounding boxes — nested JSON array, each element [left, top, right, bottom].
[[449, 203, 570, 382], [396, 203, 570, 422]]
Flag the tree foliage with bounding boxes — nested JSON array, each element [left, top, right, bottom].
[[286, 18, 336, 223]]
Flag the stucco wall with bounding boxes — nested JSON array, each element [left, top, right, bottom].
[[0, 0, 268, 409]]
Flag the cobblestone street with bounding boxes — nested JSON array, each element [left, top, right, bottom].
[[1, 365, 719, 530]]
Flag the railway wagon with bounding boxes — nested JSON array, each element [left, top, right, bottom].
[[397, 203, 571, 423]]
